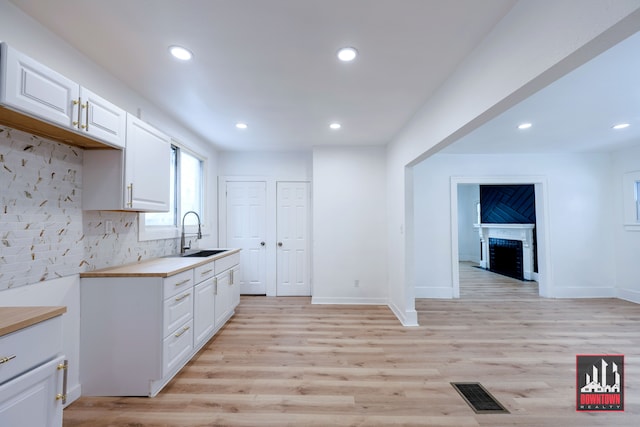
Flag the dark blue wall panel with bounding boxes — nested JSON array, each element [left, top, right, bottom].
[[480, 185, 535, 224]]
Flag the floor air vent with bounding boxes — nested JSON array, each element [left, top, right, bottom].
[[451, 382, 509, 414]]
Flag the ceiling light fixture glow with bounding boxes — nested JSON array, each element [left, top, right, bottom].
[[612, 123, 630, 130], [337, 47, 358, 62], [517, 122, 532, 130], [329, 123, 341, 130], [235, 122, 248, 129], [169, 45, 193, 61]]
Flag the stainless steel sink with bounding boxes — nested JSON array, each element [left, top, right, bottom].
[[181, 249, 228, 258]]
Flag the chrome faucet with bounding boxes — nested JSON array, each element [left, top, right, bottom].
[[180, 211, 202, 254]]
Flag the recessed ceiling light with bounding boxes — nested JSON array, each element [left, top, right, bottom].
[[329, 123, 341, 130], [517, 123, 532, 130], [169, 45, 193, 61], [337, 47, 358, 62], [612, 123, 630, 130], [235, 122, 248, 129]]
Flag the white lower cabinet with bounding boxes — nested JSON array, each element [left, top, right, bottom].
[[0, 315, 66, 427], [0, 356, 65, 427], [80, 252, 240, 397], [193, 277, 216, 348]]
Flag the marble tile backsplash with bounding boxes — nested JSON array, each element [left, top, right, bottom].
[[83, 211, 177, 271], [0, 126, 177, 291]]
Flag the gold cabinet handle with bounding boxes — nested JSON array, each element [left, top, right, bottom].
[[214, 277, 218, 295], [57, 360, 68, 405], [174, 325, 190, 338], [229, 270, 234, 285], [73, 98, 80, 128], [80, 101, 87, 129], [200, 269, 213, 276], [175, 292, 191, 302], [84, 101, 90, 131], [0, 355, 16, 364], [127, 183, 133, 208], [175, 278, 191, 287]]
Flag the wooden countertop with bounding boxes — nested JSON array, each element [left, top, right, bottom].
[[80, 248, 240, 278], [0, 306, 67, 337]]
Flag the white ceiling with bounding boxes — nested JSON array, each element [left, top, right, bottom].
[[8, 0, 517, 151], [441, 27, 640, 155], [9, 0, 639, 155]]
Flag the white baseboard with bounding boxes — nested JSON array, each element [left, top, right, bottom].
[[64, 384, 82, 407], [387, 299, 419, 327], [311, 297, 388, 305], [415, 287, 454, 299], [548, 287, 616, 298], [617, 288, 640, 304]]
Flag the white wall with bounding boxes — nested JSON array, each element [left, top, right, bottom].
[[385, 1, 640, 324], [312, 146, 388, 304], [413, 152, 617, 298], [457, 184, 480, 262], [612, 144, 640, 303]]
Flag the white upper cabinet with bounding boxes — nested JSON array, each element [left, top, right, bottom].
[[0, 42, 125, 148], [83, 113, 170, 212], [0, 43, 78, 128], [124, 114, 171, 211], [78, 87, 126, 148]]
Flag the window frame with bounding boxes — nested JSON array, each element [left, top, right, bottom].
[[138, 140, 208, 242], [623, 170, 640, 232]]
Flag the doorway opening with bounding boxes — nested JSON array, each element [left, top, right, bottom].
[[451, 177, 549, 298]]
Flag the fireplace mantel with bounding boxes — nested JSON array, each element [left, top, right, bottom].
[[474, 223, 535, 280]]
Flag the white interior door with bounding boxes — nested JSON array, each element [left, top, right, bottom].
[[226, 181, 267, 294], [276, 182, 311, 296]]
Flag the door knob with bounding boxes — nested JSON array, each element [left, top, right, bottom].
[[260, 241, 265, 246], [277, 242, 283, 247]]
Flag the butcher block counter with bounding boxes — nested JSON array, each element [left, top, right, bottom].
[[79, 248, 241, 278], [0, 306, 66, 337]]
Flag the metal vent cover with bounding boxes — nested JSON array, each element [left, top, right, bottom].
[[451, 382, 509, 414]]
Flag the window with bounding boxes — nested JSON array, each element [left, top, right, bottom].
[[636, 180, 640, 222], [622, 171, 640, 231], [140, 143, 205, 240]]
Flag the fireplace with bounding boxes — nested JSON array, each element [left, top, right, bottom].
[[475, 223, 535, 280], [489, 238, 524, 280]]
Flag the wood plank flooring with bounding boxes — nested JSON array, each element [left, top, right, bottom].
[[63, 264, 639, 426]]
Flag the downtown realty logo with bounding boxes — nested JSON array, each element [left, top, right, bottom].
[[576, 354, 624, 411]]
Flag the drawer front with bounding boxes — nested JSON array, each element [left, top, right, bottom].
[[162, 320, 193, 377], [0, 316, 63, 385], [163, 290, 193, 338], [194, 261, 215, 284], [163, 270, 193, 299], [214, 252, 240, 274]]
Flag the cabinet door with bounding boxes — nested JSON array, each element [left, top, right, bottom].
[[230, 266, 241, 310], [79, 87, 126, 148], [124, 114, 171, 211], [0, 356, 64, 427], [214, 273, 231, 329], [1, 43, 79, 128], [194, 278, 216, 347]]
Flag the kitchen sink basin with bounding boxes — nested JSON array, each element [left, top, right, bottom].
[[182, 249, 228, 258]]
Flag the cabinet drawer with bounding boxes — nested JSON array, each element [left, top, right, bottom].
[[162, 320, 193, 377], [214, 252, 240, 274], [163, 290, 193, 338], [163, 270, 193, 299], [0, 317, 63, 385], [194, 261, 215, 284]]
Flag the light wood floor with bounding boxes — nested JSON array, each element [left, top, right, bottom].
[[63, 264, 639, 426]]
